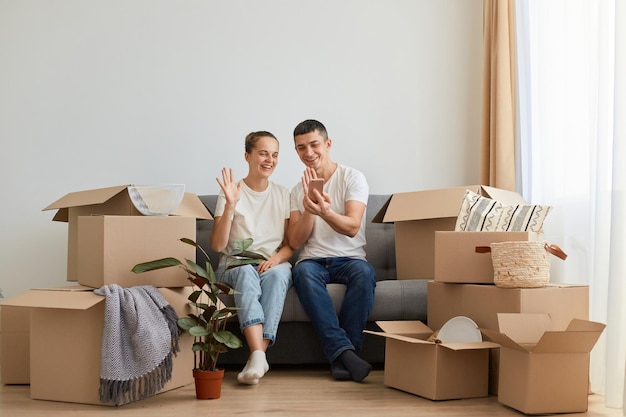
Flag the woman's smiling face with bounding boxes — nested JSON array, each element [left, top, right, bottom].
[[246, 135, 279, 178]]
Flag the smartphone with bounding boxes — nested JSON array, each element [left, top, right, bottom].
[[308, 178, 324, 202]]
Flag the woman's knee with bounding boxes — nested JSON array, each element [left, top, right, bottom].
[[263, 264, 292, 288], [227, 265, 263, 292]]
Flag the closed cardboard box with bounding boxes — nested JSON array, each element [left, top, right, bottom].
[[0, 286, 194, 405], [77, 215, 194, 289], [482, 314, 605, 414], [365, 321, 498, 400], [427, 281, 589, 331], [434, 231, 538, 284], [372, 185, 525, 279], [0, 305, 30, 384], [43, 185, 212, 282]]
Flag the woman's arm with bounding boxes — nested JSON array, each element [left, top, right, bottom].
[[210, 168, 240, 253]]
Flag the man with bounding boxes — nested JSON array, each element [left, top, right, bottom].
[[288, 119, 376, 382]]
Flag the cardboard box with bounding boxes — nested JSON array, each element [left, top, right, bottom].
[[372, 185, 526, 279], [427, 281, 589, 331], [434, 231, 539, 284], [365, 321, 499, 400], [427, 281, 589, 394], [43, 185, 212, 282], [482, 314, 605, 414], [0, 305, 30, 384], [77, 215, 195, 288], [0, 285, 194, 404]]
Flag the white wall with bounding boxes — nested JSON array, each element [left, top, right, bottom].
[[0, 0, 483, 299]]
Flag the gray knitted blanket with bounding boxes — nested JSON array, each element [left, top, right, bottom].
[[94, 284, 180, 406]]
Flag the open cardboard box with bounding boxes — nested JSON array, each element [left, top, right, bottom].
[[365, 321, 499, 400], [482, 314, 605, 415], [0, 285, 194, 404], [43, 185, 213, 282], [372, 185, 526, 279], [77, 215, 195, 288], [434, 231, 539, 284]]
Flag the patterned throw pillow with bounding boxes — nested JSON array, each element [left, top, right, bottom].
[[455, 189, 552, 232]]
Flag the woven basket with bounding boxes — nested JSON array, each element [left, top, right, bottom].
[[490, 241, 567, 289]]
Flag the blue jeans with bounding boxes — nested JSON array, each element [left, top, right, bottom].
[[217, 263, 292, 344], [292, 257, 376, 363]]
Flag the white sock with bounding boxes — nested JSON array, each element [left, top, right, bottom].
[[237, 350, 269, 384]]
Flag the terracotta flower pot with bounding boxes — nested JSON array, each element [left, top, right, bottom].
[[193, 368, 225, 399]]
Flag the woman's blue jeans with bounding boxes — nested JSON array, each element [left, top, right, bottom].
[[292, 257, 376, 363], [217, 263, 292, 345]]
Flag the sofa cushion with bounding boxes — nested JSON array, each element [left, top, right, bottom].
[[238, 279, 427, 323]]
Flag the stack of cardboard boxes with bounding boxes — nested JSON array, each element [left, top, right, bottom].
[[0, 185, 213, 405], [370, 185, 604, 414]]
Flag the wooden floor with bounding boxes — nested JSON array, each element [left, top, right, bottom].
[[1, 365, 622, 417]]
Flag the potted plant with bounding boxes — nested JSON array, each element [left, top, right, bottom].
[[132, 238, 243, 399]]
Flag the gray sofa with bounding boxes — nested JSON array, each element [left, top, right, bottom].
[[195, 194, 428, 366]]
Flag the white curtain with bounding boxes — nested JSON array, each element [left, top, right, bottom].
[[516, 0, 625, 409]]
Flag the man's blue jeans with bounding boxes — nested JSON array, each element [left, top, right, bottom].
[[292, 257, 376, 363]]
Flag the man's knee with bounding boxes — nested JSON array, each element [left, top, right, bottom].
[[350, 261, 376, 286], [292, 261, 315, 283]]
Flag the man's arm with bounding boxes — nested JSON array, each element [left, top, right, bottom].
[[288, 171, 367, 247], [287, 209, 315, 250], [316, 199, 365, 238]]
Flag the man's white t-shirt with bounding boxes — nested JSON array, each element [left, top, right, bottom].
[[290, 164, 369, 261], [214, 180, 291, 268]]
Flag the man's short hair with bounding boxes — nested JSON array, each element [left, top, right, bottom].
[[293, 119, 328, 140]]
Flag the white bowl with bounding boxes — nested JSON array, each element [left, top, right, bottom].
[[128, 184, 185, 216]]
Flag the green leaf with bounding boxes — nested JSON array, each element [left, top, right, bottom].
[[204, 288, 218, 305], [216, 305, 240, 314], [226, 258, 261, 269], [180, 237, 197, 247], [207, 263, 217, 284], [192, 342, 210, 353], [185, 259, 209, 279], [131, 257, 182, 273], [226, 238, 267, 269], [214, 330, 243, 349], [240, 251, 267, 260], [180, 237, 213, 263], [193, 302, 210, 311], [230, 238, 254, 256], [177, 317, 198, 331], [188, 325, 209, 337]]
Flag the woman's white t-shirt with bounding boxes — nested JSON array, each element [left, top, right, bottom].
[[214, 180, 291, 268]]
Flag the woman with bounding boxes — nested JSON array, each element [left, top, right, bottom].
[[210, 131, 293, 385]]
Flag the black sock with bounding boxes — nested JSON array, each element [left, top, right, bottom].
[[338, 350, 372, 382], [330, 360, 351, 381]]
